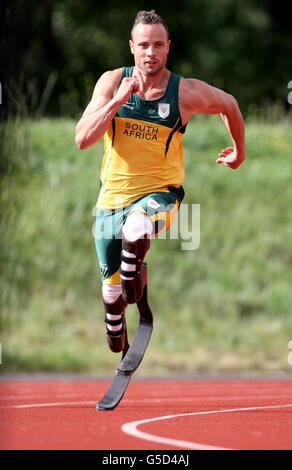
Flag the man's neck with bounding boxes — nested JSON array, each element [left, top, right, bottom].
[[132, 66, 170, 99]]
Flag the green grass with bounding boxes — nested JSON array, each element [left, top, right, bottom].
[[1, 114, 292, 375]]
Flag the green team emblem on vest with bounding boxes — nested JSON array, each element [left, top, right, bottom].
[[158, 103, 170, 119]]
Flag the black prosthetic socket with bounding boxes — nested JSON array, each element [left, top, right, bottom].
[[120, 236, 150, 304], [103, 295, 129, 354]]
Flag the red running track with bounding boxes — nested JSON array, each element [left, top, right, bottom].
[[0, 377, 292, 450]]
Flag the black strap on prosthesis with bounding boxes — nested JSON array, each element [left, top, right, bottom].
[[119, 251, 143, 279]]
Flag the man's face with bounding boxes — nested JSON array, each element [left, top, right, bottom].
[[129, 23, 170, 75]]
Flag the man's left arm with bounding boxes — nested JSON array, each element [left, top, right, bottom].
[[180, 78, 246, 169]]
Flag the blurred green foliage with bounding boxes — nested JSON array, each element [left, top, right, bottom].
[[1, 116, 292, 373], [1, 0, 292, 117]]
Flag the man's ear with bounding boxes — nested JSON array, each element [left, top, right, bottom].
[[129, 40, 134, 55]]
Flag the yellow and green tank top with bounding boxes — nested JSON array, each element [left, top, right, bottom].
[[97, 66, 187, 209]]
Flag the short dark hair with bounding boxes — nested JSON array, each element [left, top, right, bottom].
[[131, 10, 169, 38]]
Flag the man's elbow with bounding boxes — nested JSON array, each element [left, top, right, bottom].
[[75, 127, 103, 149], [75, 134, 86, 150], [75, 126, 89, 150]]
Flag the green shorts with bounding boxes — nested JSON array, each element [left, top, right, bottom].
[[94, 186, 184, 282]]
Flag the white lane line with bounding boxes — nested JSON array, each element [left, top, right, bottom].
[[0, 393, 97, 401], [121, 403, 292, 451], [2, 391, 292, 404], [0, 401, 96, 409], [2, 392, 292, 401]]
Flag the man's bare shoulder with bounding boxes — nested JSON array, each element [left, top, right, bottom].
[[178, 77, 213, 120], [100, 68, 123, 82], [93, 68, 123, 97], [180, 76, 203, 87], [179, 77, 213, 100]]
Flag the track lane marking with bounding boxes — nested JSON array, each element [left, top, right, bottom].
[[2, 390, 292, 403], [121, 403, 292, 450], [1, 399, 292, 449], [0, 400, 96, 409]]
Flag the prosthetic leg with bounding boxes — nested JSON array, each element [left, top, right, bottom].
[[103, 294, 129, 356], [97, 263, 153, 411], [119, 210, 152, 304], [119, 236, 150, 304]]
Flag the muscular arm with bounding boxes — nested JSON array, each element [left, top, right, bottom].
[[180, 78, 246, 169], [75, 69, 139, 149]]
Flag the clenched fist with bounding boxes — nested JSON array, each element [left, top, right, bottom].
[[115, 77, 140, 105]]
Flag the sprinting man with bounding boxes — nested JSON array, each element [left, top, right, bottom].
[[75, 10, 246, 355]]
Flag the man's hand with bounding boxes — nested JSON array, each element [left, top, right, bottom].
[[216, 146, 245, 169], [114, 77, 140, 105]]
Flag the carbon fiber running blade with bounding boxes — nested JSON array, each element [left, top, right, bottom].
[[96, 373, 132, 410], [96, 275, 153, 411], [117, 320, 152, 374], [96, 320, 152, 411]]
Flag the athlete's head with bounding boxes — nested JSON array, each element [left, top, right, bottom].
[[130, 10, 171, 75], [131, 10, 169, 39]]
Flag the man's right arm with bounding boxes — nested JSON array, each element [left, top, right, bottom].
[[75, 69, 139, 149]]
